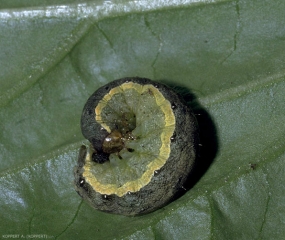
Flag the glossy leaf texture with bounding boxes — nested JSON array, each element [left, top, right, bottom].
[[0, 0, 285, 239]]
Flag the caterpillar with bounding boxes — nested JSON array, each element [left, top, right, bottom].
[[74, 77, 199, 216]]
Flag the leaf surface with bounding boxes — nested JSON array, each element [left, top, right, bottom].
[[0, 0, 285, 239]]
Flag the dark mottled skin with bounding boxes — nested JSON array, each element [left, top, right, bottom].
[[74, 77, 199, 216]]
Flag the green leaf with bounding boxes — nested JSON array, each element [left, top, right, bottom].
[[1, 0, 285, 239]]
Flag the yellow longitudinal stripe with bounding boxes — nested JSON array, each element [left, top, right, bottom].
[[83, 81, 175, 197]]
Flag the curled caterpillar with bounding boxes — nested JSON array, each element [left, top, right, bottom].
[[74, 77, 199, 216]]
